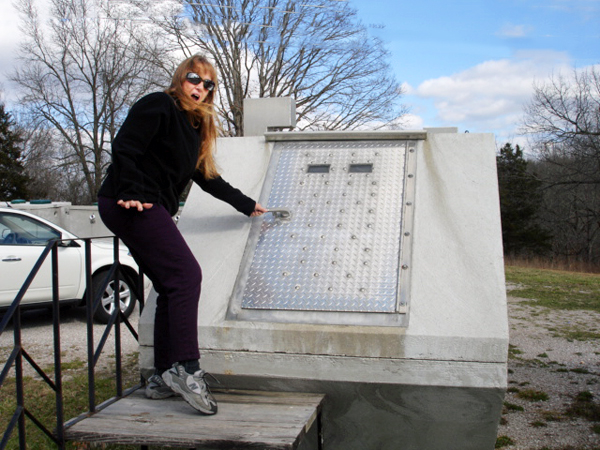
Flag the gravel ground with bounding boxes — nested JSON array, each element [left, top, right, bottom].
[[0, 305, 141, 376], [499, 295, 600, 450], [2, 293, 600, 450]]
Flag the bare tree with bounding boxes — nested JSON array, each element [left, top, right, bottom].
[[521, 65, 600, 265], [523, 67, 600, 141], [131, 0, 406, 136], [522, 66, 600, 184], [11, 0, 168, 203], [529, 156, 600, 265], [14, 116, 78, 202]]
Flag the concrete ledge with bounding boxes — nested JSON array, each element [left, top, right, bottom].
[[264, 130, 428, 141], [138, 346, 506, 389], [201, 350, 507, 389], [139, 307, 507, 363]]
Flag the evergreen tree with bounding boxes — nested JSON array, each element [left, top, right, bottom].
[[496, 143, 551, 256], [0, 104, 29, 201]]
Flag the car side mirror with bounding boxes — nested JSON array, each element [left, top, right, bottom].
[[58, 237, 81, 248]]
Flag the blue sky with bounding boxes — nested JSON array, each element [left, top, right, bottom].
[[350, 0, 600, 145], [1, 0, 598, 147]]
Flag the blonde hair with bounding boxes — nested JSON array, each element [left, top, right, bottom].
[[165, 54, 220, 179]]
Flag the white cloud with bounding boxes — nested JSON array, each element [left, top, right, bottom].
[[0, 5, 22, 92], [497, 24, 532, 38], [400, 81, 416, 96], [0, 0, 55, 105], [401, 113, 424, 130], [410, 50, 576, 138], [545, 0, 600, 14]]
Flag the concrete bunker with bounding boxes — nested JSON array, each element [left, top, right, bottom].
[[139, 128, 508, 450]]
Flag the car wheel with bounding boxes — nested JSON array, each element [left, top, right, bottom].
[[91, 270, 137, 323]]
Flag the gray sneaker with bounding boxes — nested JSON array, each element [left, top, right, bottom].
[[145, 373, 176, 399], [162, 363, 218, 415]]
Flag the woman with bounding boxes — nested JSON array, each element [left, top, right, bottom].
[[98, 54, 266, 415]]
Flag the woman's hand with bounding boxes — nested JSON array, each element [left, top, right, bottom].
[[117, 199, 154, 212], [250, 203, 268, 217]]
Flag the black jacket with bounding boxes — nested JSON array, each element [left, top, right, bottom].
[[99, 92, 256, 216]]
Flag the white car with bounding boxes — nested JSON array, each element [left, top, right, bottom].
[[0, 207, 141, 323]]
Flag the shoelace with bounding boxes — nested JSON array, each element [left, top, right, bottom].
[[148, 374, 169, 389], [194, 370, 220, 392]]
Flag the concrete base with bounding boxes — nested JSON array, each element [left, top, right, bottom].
[[212, 373, 504, 450]]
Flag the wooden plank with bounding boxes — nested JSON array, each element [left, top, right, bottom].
[[64, 389, 324, 450]]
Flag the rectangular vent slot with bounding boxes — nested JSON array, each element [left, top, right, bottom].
[[349, 163, 373, 173], [307, 164, 331, 173]]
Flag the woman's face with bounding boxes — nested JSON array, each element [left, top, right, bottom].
[[182, 68, 213, 104]]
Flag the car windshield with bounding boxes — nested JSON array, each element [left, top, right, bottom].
[[0, 212, 61, 245]]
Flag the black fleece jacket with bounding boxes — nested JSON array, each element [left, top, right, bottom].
[[98, 92, 256, 217]]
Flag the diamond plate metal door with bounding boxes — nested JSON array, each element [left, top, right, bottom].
[[238, 140, 412, 314]]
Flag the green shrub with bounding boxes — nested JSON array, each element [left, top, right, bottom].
[[495, 435, 515, 448], [517, 389, 549, 402]]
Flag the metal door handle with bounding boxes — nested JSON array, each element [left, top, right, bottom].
[[2, 256, 22, 262], [268, 208, 292, 221]]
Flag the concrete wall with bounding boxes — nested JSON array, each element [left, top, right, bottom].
[[138, 130, 508, 450], [243, 97, 296, 136], [3, 203, 184, 239], [1, 202, 112, 238]]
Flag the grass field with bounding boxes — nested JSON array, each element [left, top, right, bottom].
[[505, 265, 600, 313], [0, 353, 142, 450]]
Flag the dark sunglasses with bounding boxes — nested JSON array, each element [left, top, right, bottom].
[[185, 72, 215, 91]]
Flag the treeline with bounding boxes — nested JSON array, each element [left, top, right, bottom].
[[499, 65, 600, 270], [498, 142, 600, 269]]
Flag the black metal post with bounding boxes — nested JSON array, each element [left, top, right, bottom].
[[317, 410, 324, 450], [137, 270, 145, 314], [84, 239, 96, 413], [113, 236, 123, 398], [14, 306, 26, 450], [51, 243, 65, 449]]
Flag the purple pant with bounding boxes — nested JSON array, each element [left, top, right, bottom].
[[98, 196, 201, 371]]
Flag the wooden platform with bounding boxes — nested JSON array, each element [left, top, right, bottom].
[[64, 388, 325, 449]]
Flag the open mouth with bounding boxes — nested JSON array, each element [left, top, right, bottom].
[[191, 94, 200, 101]]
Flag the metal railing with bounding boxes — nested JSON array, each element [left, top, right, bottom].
[[0, 236, 145, 449]]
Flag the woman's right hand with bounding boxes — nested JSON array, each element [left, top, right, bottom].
[[117, 199, 154, 212]]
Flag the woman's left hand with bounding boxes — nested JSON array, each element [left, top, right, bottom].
[[250, 203, 268, 217]]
